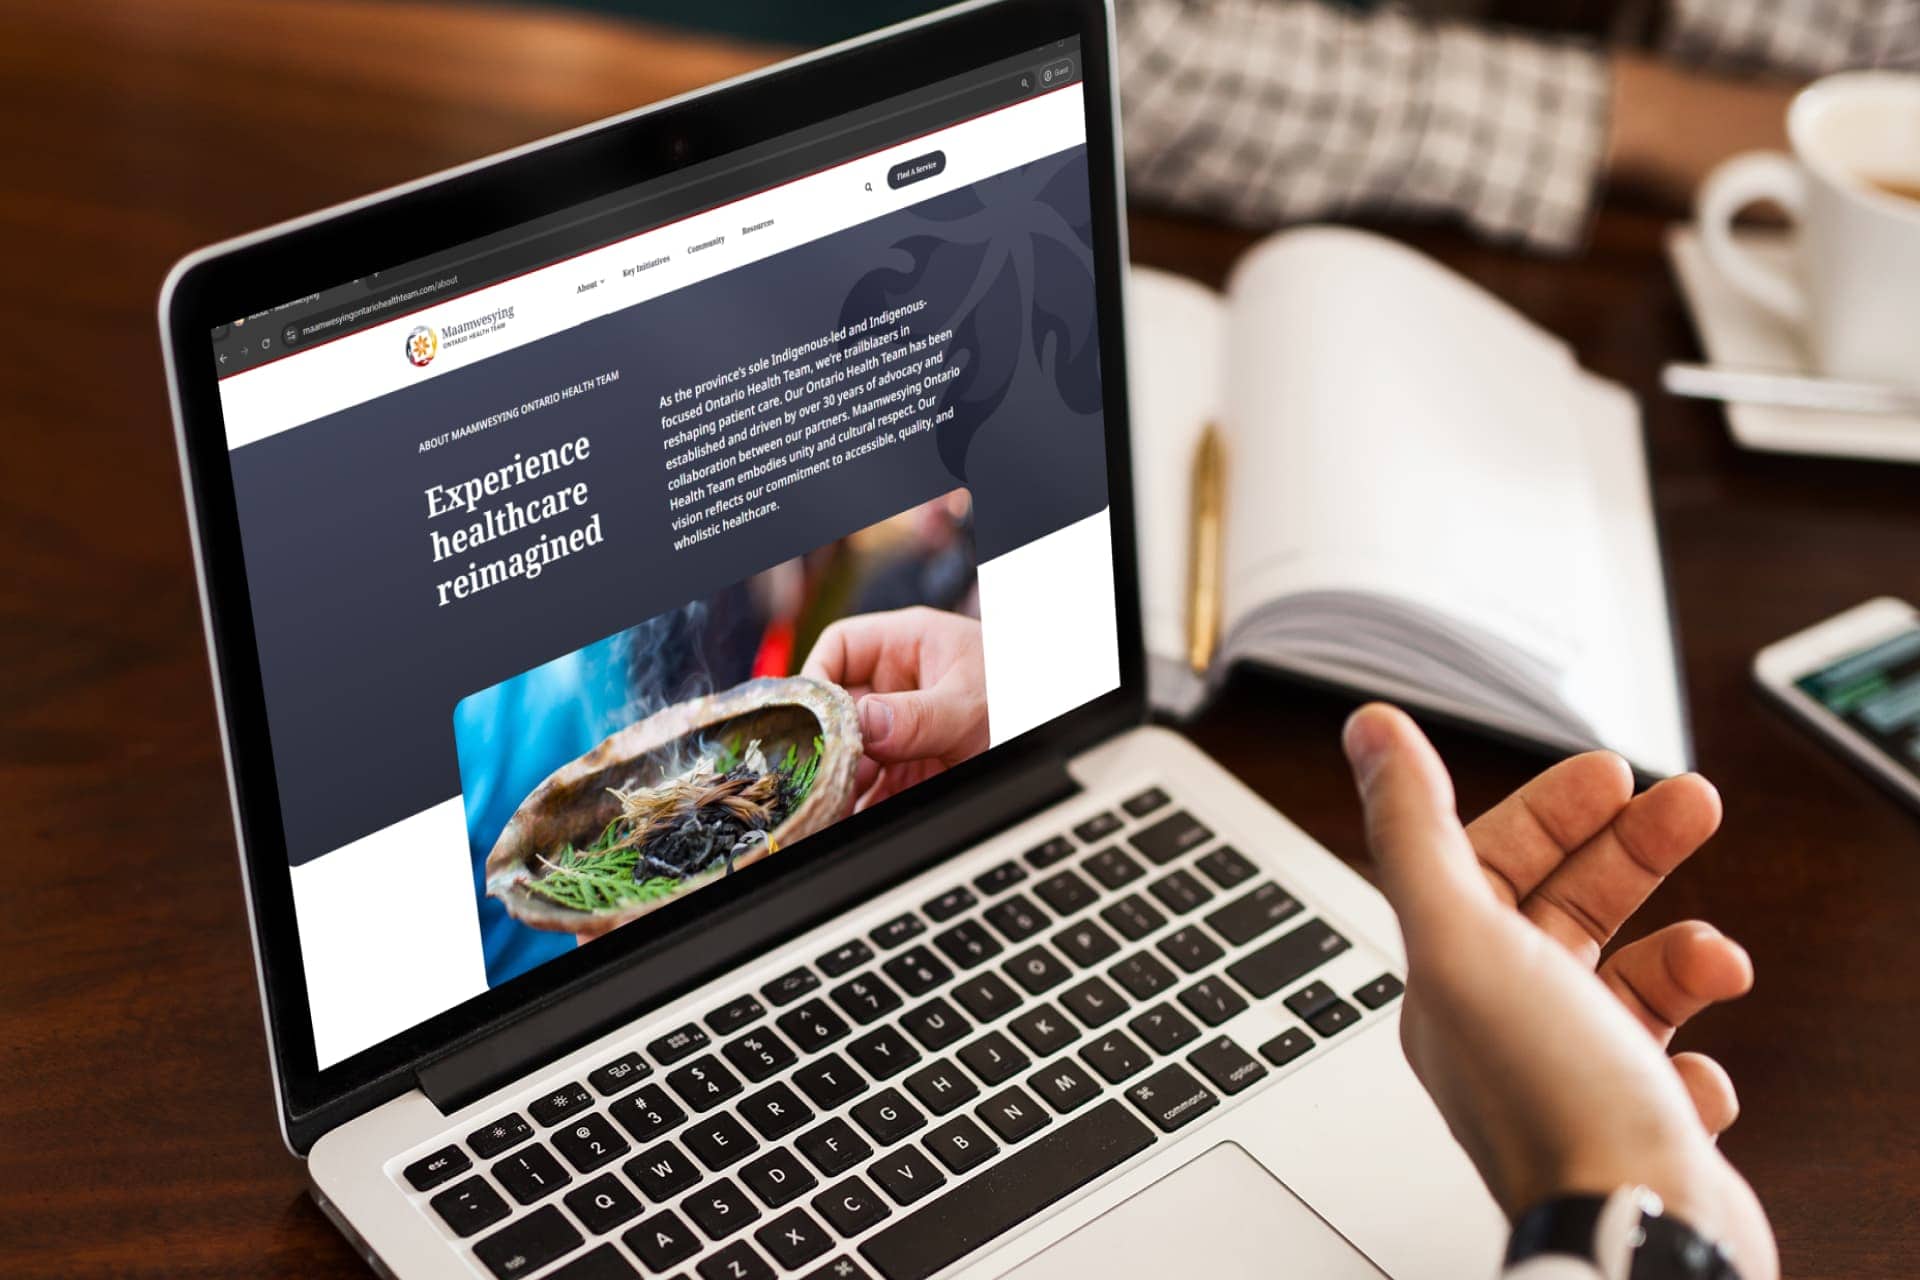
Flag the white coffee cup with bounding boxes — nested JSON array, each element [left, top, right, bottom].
[[1697, 71, 1920, 386]]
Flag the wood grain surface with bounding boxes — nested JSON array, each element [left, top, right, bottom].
[[2, 2, 1914, 1276]]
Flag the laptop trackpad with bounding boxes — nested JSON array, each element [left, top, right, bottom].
[[1004, 1142, 1386, 1279]]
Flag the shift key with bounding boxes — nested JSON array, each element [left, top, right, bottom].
[[1226, 919, 1349, 999], [857, 1100, 1153, 1280]]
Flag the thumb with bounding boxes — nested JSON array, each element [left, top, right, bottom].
[[858, 686, 978, 766], [1342, 703, 1489, 954]]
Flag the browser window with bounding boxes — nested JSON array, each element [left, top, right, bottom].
[[213, 41, 1120, 1069]]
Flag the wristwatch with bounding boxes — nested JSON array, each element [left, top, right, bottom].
[[1505, 1185, 1743, 1280]]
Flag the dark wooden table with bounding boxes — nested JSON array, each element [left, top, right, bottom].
[[3, 2, 1915, 1276]]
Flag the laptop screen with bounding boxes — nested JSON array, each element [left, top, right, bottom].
[[210, 38, 1118, 1070]]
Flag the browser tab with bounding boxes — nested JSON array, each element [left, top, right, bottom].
[[888, 150, 947, 190]]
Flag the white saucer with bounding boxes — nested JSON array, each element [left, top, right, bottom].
[[1665, 224, 1920, 464]]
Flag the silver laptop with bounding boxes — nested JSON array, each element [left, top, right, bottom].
[[158, 2, 1500, 1276]]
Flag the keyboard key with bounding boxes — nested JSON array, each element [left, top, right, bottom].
[[1258, 1028, 1314, 1066], [1156, 926, 1224, 974], [806, 1257, 875, 1280], [403, 1144, 469, 1192], [1053, 919, 1120, 967], [813, 1176, 892, 1237], [975, 1086, 1052, 1143], [763, 967, 821, 1007], [1282, 981, 1339, 1020], [793, 1053, 867, 1110], [738, 1081, 813, 1141], [698, 1240, 776, 1280], [708, 995, 767, 1038], [1188, 1036, 1267, 1095], [667, 1056, 744, 1112], [923, 1114, 998, 1174], [723, 1028, 798, 1082], [552, 1113, 631, 1173], [1083, 846, 1144, 891], [565, 1173, 644, 1235], [685, 1112, 760, 1171], [851, 1088, 926, 1146], [832, 974, 904, 1025], [741, 1146, 818, 1208], [1124, 1063, 1218, 1133], [796, 1116, 873, 1177], [1101, 894, 1166, 942], [1059, 976, 1126, 1028], [467, 1113, 533, 1159], [1023, 835, 1076, 868], [474, 1205, 581, 1278], [649, 1024, 711, 1067], [1028, 1058, 1101, 1114], [1178, 977, 1249, 1028], [1073, 810, 1123, 842], [1121, 786, 1170, 818], [982, 894, 1050, 943], [858, 1102, 1155, 1280], [757, 1207, 834, 1269], [1148, 868, 1214, 915], [587, 1052, 653, 1098], [1033, 869, 1099, 917], [1009, 1003, 1077, 1056], [1227, 919, 1351, 998], [1129, 811, 1212, 865], [903, 1060, 979, 1115], [548, 1244, 640, 1279], [870, 1145, 947, 1206], [1355, 973, 1405, 1009], [1204, 881, 1304, 947], [1108, 951, 1177, 1001], [626, 1141, 702, 1200], [1079, 1029, 1151, 1084], [880, 945, 951, 999], [1195, 846, 1258, 890], [974, 861, 1027, 895], [623, 1209, 701, 1271], [950, 972, 1020, 1023], [848, 1025, 922, 1079], [818, 940, 875, 978], [778, 1000, 852, 1053], [494, 1143, 571, 1204], [898, 997, 970, 1051], [957, 1029, 1030, 1085], [529, 1082, 594, 1128], [871, 912, 927, 950], [932, 920, 1002, 969], [684, 1177, 761, 1241], [922, 887, 976, 923], [1128, 1003, 1201, 1055], [1004, 945, 1073, 995], [1309, 1000, 1361, 1038], [430, 1176, 509, 1237], [609, 1083, 686, 1144]]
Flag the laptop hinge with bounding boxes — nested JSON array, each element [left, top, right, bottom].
[[417, 756, 1080, 1114]]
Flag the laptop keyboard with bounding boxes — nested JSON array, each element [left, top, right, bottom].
[[394, 785, 1404, 1280]]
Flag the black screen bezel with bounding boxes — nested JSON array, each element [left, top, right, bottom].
[[159, 0, 1143, 1152]]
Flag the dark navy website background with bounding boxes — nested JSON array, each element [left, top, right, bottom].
[[228, 145, 1107, 867]]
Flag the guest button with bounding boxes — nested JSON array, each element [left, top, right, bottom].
[[887, 150, 946, 189]]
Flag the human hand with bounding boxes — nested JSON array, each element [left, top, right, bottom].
[[1342, 703, 1777, 1279], [802, 606, 989, 812]]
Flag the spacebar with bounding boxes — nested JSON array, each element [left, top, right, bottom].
[[858, 1100, 1156, 1280]]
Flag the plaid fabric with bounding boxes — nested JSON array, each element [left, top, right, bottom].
[[1117, 0, 1918, 252]]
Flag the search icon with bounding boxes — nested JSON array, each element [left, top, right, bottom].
[[864, 181, 872, 192]]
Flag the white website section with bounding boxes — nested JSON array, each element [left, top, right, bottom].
[[219, 85, 1086, 449], [293, 510, 1119, 1068]]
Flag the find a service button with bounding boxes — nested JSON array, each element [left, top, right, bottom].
[[887, 150, 947, 189]]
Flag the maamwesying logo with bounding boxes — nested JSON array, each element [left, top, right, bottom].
[[405, 325, 438, 368]]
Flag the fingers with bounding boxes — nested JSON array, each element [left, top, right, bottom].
[[857, 678, 982, 766], [1341, 704, 1491, 956], [1522, 772, 1723, 961], [801, 612, 919, 690], [1464, 751, 1634, 907], [1672, 1051, 1741, 1136], [1599, 920, 1754, 1044]]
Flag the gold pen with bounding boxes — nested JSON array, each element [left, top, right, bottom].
[[1187, 423, 1224, 675]]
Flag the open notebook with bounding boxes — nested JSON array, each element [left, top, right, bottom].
[[1127, 226, 1691, 778]]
